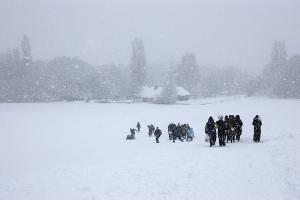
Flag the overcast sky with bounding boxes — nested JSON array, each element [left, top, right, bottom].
[[0, 0, 299, 73]]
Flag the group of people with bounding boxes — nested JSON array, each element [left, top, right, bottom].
[[146, 124, 162, 143], [167, 123, 195, 142], [126, 115, 262, 146], [205, 114, 262, 147], [145, 123, 195, 143], [126, 122, 141, 140], [126, 122, 163, 143], [205, 115, 243, 147]]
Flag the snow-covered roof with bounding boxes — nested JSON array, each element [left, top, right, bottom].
[[139, 86, 190, 98], [139, 86, 163, 98], [176, 86, 191, 96]]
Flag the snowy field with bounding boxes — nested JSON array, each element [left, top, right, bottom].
[[0, 97, 299, 200]]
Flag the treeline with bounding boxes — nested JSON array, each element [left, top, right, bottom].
[[258, 41, 300, 98], [0, 36, 299, 103]]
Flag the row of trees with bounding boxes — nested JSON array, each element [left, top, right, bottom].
[[160, 41, 300, 100], [0, 36, 299, 103], [259, 41, 300, 98]]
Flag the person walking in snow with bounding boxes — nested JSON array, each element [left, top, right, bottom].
[[205, 116, 217, 147], [148, 125, 152, 136], [252, 115, 262, 142], [224, 115, 230, 143], [136, 122, 141, 132], [151, 124, 155, 134], [186, 126, 194, 142], [228, 115, 236, 143], [235, 115, 243, 142], [148, 124, 155, 136], [168, 123, 176, 140], [126, 128, 137, 140], [182, 124, 189, 140], [154, 127, 162, 143], [216, 115, 226, 146], [130, 128, 137, 138], [173, 123, 184, 143]]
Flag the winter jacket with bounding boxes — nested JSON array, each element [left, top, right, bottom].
[[216, 119, 225, 136], [235, 118, 243, 129], [168, 123, 176, 132], [130, 128, 137, 137], [154, 129, 162, 138], [224, 118, 230, 131], [187, 128, 194, 138], [175, 125, 184, 137], [252, 116, 262, 133], [205, 117, 216, 136]]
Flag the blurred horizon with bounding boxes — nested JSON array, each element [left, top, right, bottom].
[[1, 0, 300, 74]]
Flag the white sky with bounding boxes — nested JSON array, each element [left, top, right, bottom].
[[0, 0, 300, 73]]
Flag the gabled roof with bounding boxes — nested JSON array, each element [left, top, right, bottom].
[[139, 86, 163, 98], [139, 86, 190, 98], [176, 86, 191, 96]]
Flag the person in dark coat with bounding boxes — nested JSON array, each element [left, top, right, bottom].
[[228, 115, 236, 143], [147, 125, 152, 136], [252, 115, 262, 142], [235, 115, 243, 142], [216, 115, 226, 146], [224, 115, 230, 143], [126, 128, 137, 140], [168, 123, 176, 140], [136, 122, 141, 132], [181, 124, 187, 140], [173, 123, 184, 143], [205, 116, 216, 147], [154, 127, 162, 143], [148, 124, 155, 136], [151, 124, 155, 134]]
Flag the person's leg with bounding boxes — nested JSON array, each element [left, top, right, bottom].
[[233, 131, 235, 142], [220, 135, 223, 146], [254, 128, 259, 142], [227, 131, 229, 143], [178, 136, 184, 142]]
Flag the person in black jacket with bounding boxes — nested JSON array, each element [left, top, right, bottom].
[[216, 115, 226, 146], [147, 125, 152, 136], [136, 122, 141, 132], [147, 124, 155, 136], [224, 115, 230, 143], [172, 123, 184, 143], [168, 123, 176, 140], [235, 115, 243, 142], [205, 116, 216, 147], [252, 115, 262, 142], [126, 128, 137, 140], [228, 115, 236, 143], [154, 127, 162, 143]]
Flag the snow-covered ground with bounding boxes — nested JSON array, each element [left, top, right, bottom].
[[0, 97, 299, 200]]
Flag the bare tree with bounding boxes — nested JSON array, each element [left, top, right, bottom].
[[130, 38, 146, 95], [21, 35, 32, 66]]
